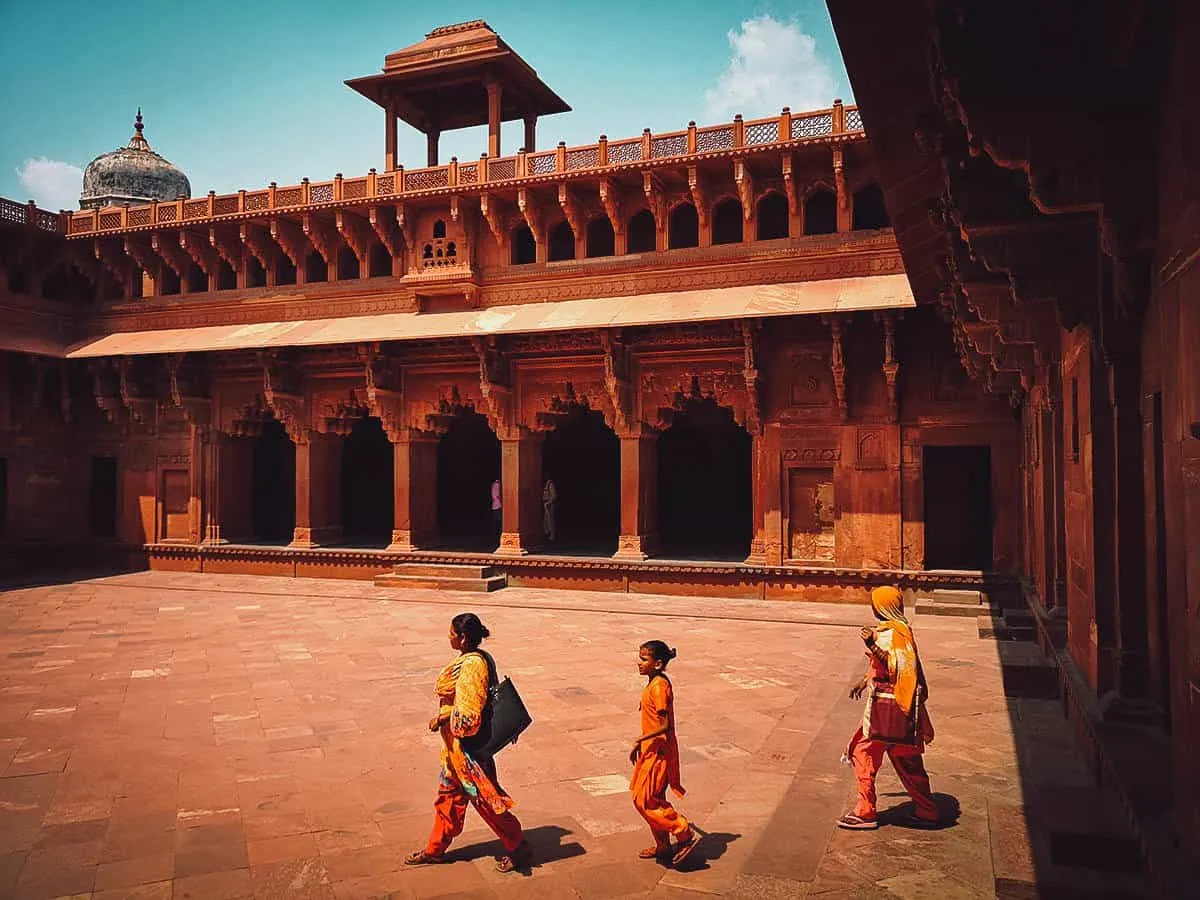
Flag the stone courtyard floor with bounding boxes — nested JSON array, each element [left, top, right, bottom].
[[0, 572, 1153, 899]]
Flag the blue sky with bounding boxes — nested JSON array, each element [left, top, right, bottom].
[[0, 0, 851, 211]]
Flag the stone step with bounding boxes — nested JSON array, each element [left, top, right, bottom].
[[374, 572, 507, 592], [927, 588, 988, 605], [914, 599, 996, 618], [392, 563, 499, 579], [979, 616, 1037, 642]]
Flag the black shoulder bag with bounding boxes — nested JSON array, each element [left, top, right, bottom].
[[459, 650, 533, 761]]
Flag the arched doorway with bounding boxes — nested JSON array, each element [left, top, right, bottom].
[[548, 221, 576, 261], [540, 404, 620, 554], [586, 217, 615, 257], [712, 198, 744, 244], [657, 398, 752, 559], [804, 188, 837, 235], [252, 419, 296, 543], [436, 409, 501, 550], [756, 192, 789, 239], [627, 209, 656, 252], [340, 416, 393, 547], [511, 225, 536, 264], [852, 183, 891, 230], [669, 203, 699, 249]]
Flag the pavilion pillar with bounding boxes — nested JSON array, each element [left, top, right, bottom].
[[745, 427, 777, 566], [523, 115, 537, 153], [290, 432, 342, 548], [427, 130, 440, 168], [388, 430, 438, 552], [496, 432, 542, 555], [833, 147, 851, 233], [200, 429, 228, 546], [216, 435, 253, 543], [614, 430, 658, 560], [385, 101, 398, 171], [486, 79, 503, 159]]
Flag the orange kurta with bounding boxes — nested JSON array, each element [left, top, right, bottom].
[[631, 674, 689, 844]]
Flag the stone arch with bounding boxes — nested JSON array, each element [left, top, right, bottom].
[[756, 191, 790, 240], [852, 183, 891, 230], [804, 185, 837, 235], [548, 219, 576, 261], [668, 202, 699, 249], [586, 216, 615, 258], [627, 208, 656, 253], [434, 404, 501, 550], [510, 224, 536, 265], [712, 196, 744, 245]]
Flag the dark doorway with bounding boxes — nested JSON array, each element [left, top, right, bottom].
[[186, 263, 207, 294], [0, 457, 7, 537], [852, 183, 891, 230], [336, 246, 359, 280], [511, 225, 536, 264], [586, 217, 615, 257], [437, 410, 501, 550], [252, 419, 295, 543], [657, 398, 752, 559], [541, 406, 620, 554], [804, 188, 837, 235], [341, 417, 393, 547], [304, 250, 327, 283], [217, 260, 237, 291], [89, 456, 118, 538], [923, 445, 993, 570], [757, 192, 789, 240], [712, 198, 744, 245], [668, 203, 699, 249], [369, 242, 392, 277], [548, 221, 576, 261], [627, 209, 656, 253]]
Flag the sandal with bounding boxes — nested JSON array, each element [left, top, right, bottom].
[[495, 840, 531, 873], [638, 844, 671, 859], [836, 814, 879, 830], [671, 830, 701, 866], [403, 849, 444, 866]]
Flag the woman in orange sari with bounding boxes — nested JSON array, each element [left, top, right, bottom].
[[630, 640, 700, 866], [405, 613, 530, 872], [838, 586, 939, 830]]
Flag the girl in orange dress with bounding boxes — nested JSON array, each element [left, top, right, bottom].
[[630, 640, 700, 866], [405, 613, 530, 873], [838, 586, 938, 829]]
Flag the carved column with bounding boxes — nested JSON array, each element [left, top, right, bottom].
[[290, 432, 343, 548], [756, 423, 784, 566], [217, 434, 253, 543], [614, 429, 658, 560], [200, 429, 227, 545], [388, 430, 438, 552], [523, 115, 537, 153], [426, 129, 440, 168], [496, 432, 543, 555], [485, 78, 502, 159], [833, 148, 850, 233], [385, 101, 398, 171]]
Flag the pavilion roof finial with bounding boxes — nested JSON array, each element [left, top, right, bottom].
[[129, 108, 150, 150]]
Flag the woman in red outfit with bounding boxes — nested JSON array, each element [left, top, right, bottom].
[[405, 613, 530, 872], [838, 586, 939, 830]]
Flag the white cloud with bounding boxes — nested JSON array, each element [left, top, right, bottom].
[[16, 157, 84, 212], [704, 16, 838, 122]]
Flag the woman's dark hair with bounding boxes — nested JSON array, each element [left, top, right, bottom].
[[641, 640, 677, 666], [452, 613, 490, 649]]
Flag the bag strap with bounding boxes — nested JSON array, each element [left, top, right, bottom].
[[468, 650, 498, 694]]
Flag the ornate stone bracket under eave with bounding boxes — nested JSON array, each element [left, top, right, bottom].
[[258, 351, 306, 441], [821, 314, 848, 421], [302, 212, 344, 269], [735, 161, 755, 222], [336, 210, 377, 270], [687, 166, 709, 228], [598, 178, 623, 237], [151, 231, 191, 279], [360, 344, 406, 440], [472, 335, 516, 438], [165, 353, 211, 427], [270, 217, 310, 269]]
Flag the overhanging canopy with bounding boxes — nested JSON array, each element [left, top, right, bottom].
[[64, 274, 915, 359]]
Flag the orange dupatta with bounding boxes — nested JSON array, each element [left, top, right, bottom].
[[869, 586, 922, 716]]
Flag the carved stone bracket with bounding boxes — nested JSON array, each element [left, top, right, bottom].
[[123, 237, 160, 280], [302, 213, 342, 268], [166, 353, 211, 426], [599, 178, 623, 236], [336, 210, 376, 270], [479, 193, 506, 247], [687, 166, 709, 227], [742, 319, 763, 434], [643, 173, 667, 245], [781, 153, 799, 215], [180, 231, 220, 284], [368, 205, 403, 261], [151, 232, 191, 279], [822, 314, 848, 420], [361, 345, 406, 440], [558, 184, 584, 241], [473, 336, 516, 438], [117, 357, 156, 427], [259, 351, 306, 441], [517, 188, 544, 246], [209, 226, 243, 275], [875, 310, 900, 423], [601, 330, 632, 435], [89, 360, 122, 424], [270, 217, 309, 268], [94, 239, 134, 295], [833, 148, 848, 213], [240, 223, 277, 270], [735, 161, 755, 221]]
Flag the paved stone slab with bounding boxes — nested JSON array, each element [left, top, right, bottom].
[[0, 572, 1152, 898]]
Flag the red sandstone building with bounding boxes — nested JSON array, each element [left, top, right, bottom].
[[1, 15, 1197, 876]]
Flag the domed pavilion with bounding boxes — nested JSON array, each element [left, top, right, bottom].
[[79, 110, 190, 210]]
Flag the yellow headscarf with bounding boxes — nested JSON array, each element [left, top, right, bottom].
[[870, 586, 921, 715]]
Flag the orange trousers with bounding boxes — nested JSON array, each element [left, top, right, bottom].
[[631, 754, 690, 846], [423, 766, 523, 856], [849, 727, 937, 821]]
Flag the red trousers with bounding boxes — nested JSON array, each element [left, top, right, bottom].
[[849, 727, 937, 821], [423, 768, 523, 856]]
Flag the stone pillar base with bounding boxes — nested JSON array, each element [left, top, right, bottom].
[[744, 538, 768, 566], [494, 532, 533, 556], [289, 526, 342, 549], [613, 534, 656, 561]]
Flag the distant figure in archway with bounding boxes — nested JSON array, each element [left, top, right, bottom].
[[490, 479, 502, 544], [542, 477, 558, 543]]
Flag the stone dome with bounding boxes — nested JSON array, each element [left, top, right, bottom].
[[80, 111, 191, 210]]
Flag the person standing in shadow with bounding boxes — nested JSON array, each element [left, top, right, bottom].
[[490, 478, 502, 547]]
